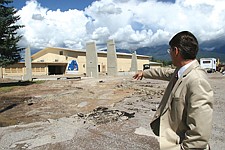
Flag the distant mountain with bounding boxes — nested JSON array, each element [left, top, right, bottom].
[[201, 38, 225, 54], [135, 45, 170, 61], [29, 39, 225, 63], [197, 50, 225, 62], [132, 43, 225, 62], [115, 49, 131, 54]]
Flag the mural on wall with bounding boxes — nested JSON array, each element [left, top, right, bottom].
[[66, 60, 79, 74]]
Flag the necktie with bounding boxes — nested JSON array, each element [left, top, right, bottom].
[[172, 73, 178, 89]]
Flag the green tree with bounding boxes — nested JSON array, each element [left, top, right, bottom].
[[151, 57, 172, 67], [0, 0, 24, 67]]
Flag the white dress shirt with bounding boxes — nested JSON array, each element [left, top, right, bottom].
[[177, 60, 196, 78]]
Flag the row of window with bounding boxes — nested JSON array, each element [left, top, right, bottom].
[[5, 67, 45, 73]]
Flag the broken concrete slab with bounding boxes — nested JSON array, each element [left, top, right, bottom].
[[77, 106, 135, 125]]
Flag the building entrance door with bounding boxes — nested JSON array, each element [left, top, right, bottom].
[[48, 65, 66, 75]]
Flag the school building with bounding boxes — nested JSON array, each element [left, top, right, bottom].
[[1, 47, 162, 77]]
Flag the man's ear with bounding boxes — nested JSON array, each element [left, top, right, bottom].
[[174, 47, 179, 56]]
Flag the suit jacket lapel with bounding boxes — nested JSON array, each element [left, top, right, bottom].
[[158, 68, 179, 115]]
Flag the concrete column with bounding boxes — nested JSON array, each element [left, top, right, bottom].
[[107, 39, 118, 76], [130, 51, 138, 72], [24, 46, 32, 81], [86, 41, 98, 78], [0, 67, 3, 78]]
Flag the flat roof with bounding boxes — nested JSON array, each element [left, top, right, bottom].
[[31, 47, 150, 58]]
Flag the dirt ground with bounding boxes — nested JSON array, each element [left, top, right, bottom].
[[0, 72, 224, 149]]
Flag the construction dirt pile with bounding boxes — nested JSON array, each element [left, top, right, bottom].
[[0, 72, 224, 150]]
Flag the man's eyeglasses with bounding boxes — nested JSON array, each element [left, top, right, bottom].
[[167, 48, 172, 54]]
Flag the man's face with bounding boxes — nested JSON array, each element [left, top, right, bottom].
[[167, 47, 177, 66]]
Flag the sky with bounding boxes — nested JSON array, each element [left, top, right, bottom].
[[10, 0, 98, 11], [8, 0, 225, 51]]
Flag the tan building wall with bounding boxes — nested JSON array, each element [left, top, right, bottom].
[[3, 63, 25, 76], [2, 47, 155, 77], [2, 62, 67, 77]]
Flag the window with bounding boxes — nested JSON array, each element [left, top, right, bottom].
[[5, 68, 11, 73], [59, 51, 63, 55], [203, 61, 211, 64]]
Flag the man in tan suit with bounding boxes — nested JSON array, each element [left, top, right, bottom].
[[133, 31, 213, 150]]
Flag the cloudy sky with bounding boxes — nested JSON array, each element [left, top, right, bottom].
[[12, 0, 225, 51]]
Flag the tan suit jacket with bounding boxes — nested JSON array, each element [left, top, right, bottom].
[[143, 60, 213, 150]]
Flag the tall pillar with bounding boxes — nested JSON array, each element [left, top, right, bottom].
[[130, 51, 138, 72], [0, 67, 3, 78], [86, 41, 98, 78], [107, 39, 117, 76], [24, 46, 32, 81]]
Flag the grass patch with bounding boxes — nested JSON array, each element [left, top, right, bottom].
[[0, 115, 17, 127], [0, 80, 45, 93], [32, 80, 45, 84], [0, 86, 14, 93]]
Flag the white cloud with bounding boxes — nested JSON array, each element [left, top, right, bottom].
[[17, 0, 89, 49], [32, 14, 44, 20], [96, 3, 122, 15], [92, 27, 110, 42], [16, 0, 225, 51]]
